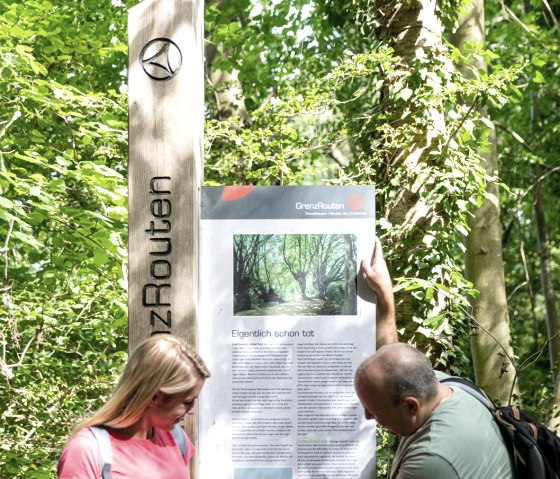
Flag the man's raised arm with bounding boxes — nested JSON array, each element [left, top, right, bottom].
[[360, 237, 398, 348]]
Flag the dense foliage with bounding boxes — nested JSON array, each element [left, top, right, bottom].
[[0, 0, 557, 477], [0, 1, 129, 476], [486, 0, 560, 416]]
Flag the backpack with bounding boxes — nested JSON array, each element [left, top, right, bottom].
[[89, 424, 187, 479], [441, 376, 560, 479]]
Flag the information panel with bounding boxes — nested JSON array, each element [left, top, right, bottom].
[[199, 185, 377, 479]]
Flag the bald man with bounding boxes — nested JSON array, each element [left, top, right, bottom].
[[356, 239, 515, 478]]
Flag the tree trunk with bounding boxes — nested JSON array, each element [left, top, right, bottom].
[[234, 278, 252, 313], [204, 0, 250, 126], [450, 0, 518, 402], [374, 0, 446, 349], [294, 272, 310, 300], [534, 176, 560, 374], [548, 369, 560, 434], [207, 44, 251, 126], [463, 130, 517, 402]]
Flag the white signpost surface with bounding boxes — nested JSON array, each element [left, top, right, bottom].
[[199, 185, 377, 479]]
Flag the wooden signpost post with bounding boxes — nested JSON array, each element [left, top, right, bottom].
[[128, 0, 203, 350], [128, 0, 203, 475]]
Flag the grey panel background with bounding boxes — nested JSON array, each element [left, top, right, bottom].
[[200, 185, 375, 220]]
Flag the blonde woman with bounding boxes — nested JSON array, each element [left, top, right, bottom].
[[57, 334, 210, 478]]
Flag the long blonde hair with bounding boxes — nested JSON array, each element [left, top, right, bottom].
[[75, 334, 210, 433]]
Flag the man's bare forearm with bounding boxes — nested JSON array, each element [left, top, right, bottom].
[[374, 286, 397, 348], [361, 237, 398, 349]]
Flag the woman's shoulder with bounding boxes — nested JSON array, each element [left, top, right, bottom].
[[57, 428, 101, 478], [64, 428, 99, 451]]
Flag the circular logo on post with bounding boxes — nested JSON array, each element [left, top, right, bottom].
[[140, 38, 182, 81]]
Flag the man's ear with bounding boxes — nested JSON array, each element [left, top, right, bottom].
[[403, 397, 420, 416]]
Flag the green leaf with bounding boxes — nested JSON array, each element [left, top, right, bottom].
[[530, 56, 546, 67], [0, 196, 15, 209], [532, 70, 545, 83], [483, 191, 499, 207], [456, 224, 469, 236], [399, 88, 414, 101]]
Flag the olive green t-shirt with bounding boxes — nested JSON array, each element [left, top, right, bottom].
[[390, 386, 516, 479]]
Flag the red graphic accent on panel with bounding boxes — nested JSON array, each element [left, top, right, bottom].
[[221, 185, 255, 201], [347, 194, 365, 211]]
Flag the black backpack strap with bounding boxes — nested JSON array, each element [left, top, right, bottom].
[[440, 376, 495, 411], [171, 424, 187, 459], [90, 426, 112, 479]]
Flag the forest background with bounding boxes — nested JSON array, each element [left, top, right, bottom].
[[0, 0, 558, 477]]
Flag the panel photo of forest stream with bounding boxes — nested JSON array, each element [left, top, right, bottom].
[[234, 234, 357, 316]]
